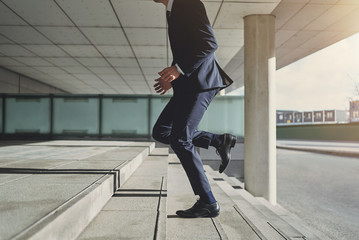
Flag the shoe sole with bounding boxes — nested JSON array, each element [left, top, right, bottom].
[[176, 211, 220, 218]]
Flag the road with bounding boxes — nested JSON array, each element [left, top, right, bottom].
[[277, 149, 359, 240]]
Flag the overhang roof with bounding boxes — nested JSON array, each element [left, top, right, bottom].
[[0, 0, 358, 94]]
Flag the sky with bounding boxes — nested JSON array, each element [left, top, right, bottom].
[[231, 32, 359, 111], [276, 32, 359, 111]]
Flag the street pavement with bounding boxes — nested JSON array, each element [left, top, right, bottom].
[[277, 148, 359, 240]]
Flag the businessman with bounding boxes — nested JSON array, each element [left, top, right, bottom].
[[152, 0, 236, 218]]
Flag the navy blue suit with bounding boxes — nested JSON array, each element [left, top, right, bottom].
[[152, 0, 233, 196]]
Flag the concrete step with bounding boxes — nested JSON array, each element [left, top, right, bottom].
[[167, 154, 261, 240], [0, 140, 154, 240], [77, 149, 169, 240], [205, 166, 329, 240]]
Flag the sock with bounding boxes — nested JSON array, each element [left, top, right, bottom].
[[199, 191, 217, 204], [210, 134, 223, 148]]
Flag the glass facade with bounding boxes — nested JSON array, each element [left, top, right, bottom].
[[102, 97, 149, 136], [0, 94, 244, 138], [149, 96, 170, 132], [5, 97, 50, 134], [53, 97, 99, 135], [198, 97, 244, 136]]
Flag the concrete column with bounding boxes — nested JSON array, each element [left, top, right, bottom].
[[243, 15, 276, 205]]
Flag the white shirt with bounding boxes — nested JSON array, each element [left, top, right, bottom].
[[167, 0, 184, 75]]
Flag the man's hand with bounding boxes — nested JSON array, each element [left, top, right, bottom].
[[158, 66, 180, 82], [154, 78, 172, 95]]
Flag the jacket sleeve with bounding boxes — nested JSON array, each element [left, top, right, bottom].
[[175, 0, 218, 77]]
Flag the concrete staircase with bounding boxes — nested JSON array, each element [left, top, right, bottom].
[[0, 141, 155, 240], [0, 141, 329, 240]]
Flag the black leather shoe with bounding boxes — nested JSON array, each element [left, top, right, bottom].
[[176, 200, 220, 218], [216, 134, 236, 173]]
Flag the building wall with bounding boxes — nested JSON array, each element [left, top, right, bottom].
[[0, 67, 66, 94]]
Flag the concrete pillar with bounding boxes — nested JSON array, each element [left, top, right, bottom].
[[243, 15, 276, 205]]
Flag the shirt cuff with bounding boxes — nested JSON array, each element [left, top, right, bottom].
[[175, 64, 184, 75]]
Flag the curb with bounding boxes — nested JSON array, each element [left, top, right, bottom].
[[277, 145, 359, 158]]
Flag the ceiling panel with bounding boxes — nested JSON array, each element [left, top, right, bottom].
[[37, 27, 89, 45], [107, 58, 139, 67], [0, 26, 51, 44], [138, 58, 167, 68], [326, 7, 359, 31], [51, 74, 79, 81], [214, 29, 243, 47], [2, 0, 73, 26], [34, 66, 67, 75], [1, 0, 359, 95], [60, 45, 102, 57], [122, 75, 145, 81], [113, 0, 166, 28], [281, 3, 332, 30], [275, 30, 297, 48], [63, 66, 91, 74], [97, 74, 124, 83], [25, 45, 67, 57], [81, 27, 128, 45], [0, 44, 35, 57], [97, 46, 134, 58], [125, 28, 166, 46], [133, 46, 166, 58], [0, 57, 24, 66], [89, 67, 118, 75], [0, 35, 12, 44], [215, 47, 240, 60], [272, 2, 306, 30], [214, 2, 279, 29], [46, 57, 82, 67], [13, 57, 53, 67], [56, 0, 119, 27], [0, 2, 27, 25], [142, 68, 160, 76], [298, 31, 339, 50], [5, 66, 42, 76], [202, 2, 221, 26], [279, 30, 318, 49], [76, 57, 110, 67], [115, 67, 142, 75], [217, 58, 231, 67], [73, 74, 101, 82], [304, 4, 355, 31]]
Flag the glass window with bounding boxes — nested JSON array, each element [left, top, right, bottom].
[[326, 112, 333, 118], [150, 96, 171, 131], [102, 97, 149, 136], [198, 96, 244, 137], [53, 97, 99, 135], [5, 97, 50, 134]]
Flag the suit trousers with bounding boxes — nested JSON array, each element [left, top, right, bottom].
[[152, 78, 220, 195]]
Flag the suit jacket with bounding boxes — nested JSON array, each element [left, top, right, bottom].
[[167, 0, 233, 92]]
